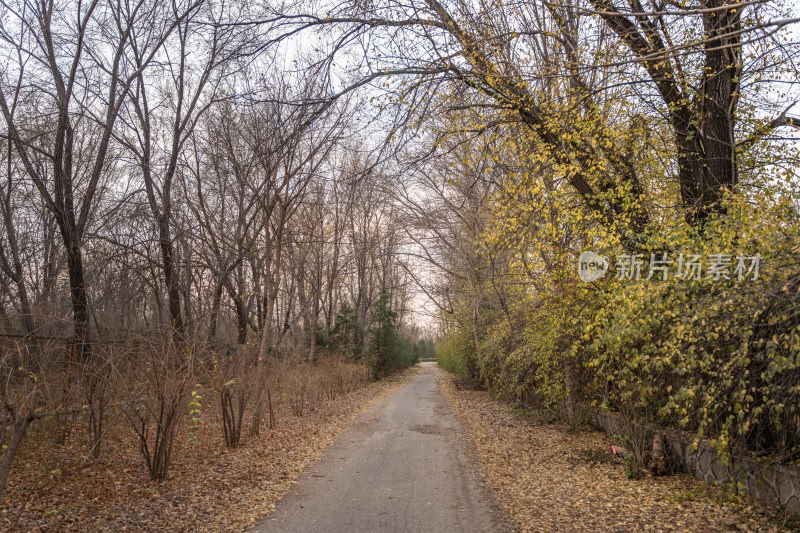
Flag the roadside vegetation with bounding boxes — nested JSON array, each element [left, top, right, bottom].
[[437, 369, 793, 532], [0, 0, 426, 518], [1, 364, 417, 531], [2, 0, 799, 528]]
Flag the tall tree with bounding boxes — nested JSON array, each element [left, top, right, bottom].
[[120, 0, 249, 342], [0, 0, 195, 357]]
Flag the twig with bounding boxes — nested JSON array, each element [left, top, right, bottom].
[[82, 389, 145, 465]]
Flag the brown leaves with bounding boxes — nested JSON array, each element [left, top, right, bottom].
[[436, 369, 787, 533], [0, 369, 417, 532]]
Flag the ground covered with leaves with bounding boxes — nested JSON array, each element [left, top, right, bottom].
[[1, 368, 418, 532], [436, 368, 794, 533]]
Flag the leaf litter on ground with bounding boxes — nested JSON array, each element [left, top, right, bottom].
[[435, 368, 793, 533], [1, 367, 419, 532]]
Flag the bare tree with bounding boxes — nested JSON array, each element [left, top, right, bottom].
[[118, 0, 250, 343], [181, 101, 263, 344], [0, 0, 194, 358], [247, 71, 349, 435], [0, 139, 34, 334]]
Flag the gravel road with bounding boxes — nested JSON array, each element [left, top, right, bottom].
[[250, 363, 506, 533]]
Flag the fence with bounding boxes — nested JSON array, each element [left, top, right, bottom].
[[593, 410, 800, 514]]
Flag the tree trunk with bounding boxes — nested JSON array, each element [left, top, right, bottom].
[[208, 276, 225, 345], [696, 0, 741, 220], [64, 238, 91, 359], [250, 288, 275, 436], [0, 402, 36, 498], [251, 211, 286, 436]]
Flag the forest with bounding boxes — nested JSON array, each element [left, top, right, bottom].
[[1, 0, 800, 528]]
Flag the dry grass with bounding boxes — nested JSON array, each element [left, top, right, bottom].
[[0, 360, 418, 532]]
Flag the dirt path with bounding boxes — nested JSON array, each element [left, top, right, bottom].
[[251, 363, 505, 533]]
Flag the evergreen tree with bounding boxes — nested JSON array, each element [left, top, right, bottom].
[[369, 287, 400, 376], [330, 301, 362, 359]]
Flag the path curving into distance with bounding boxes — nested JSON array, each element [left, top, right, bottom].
[[251, 363, 506, 533]]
